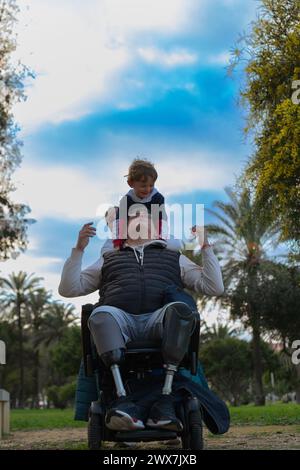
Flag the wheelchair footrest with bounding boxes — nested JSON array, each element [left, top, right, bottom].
[[114, 429, 178, 442]]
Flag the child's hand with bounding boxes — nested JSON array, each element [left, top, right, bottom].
[[76, 222, 96, 252], [105, 207, 118, 230], [190, 225, 209, 247]]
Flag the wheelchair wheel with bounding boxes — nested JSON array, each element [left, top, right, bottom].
[[188, 409, 204, 450], [88, 411, 102, 449], [179, 399, 204, 450]]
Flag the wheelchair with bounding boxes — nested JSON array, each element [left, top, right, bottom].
[[81, 303, 204, 450]]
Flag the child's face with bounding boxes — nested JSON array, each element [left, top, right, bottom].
[[129, 176, 155, 199]]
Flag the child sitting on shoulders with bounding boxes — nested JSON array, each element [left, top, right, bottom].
[[101, 158, 182, 254]]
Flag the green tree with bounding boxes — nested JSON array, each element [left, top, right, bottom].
[[0, 274, 79, 407], [229, 0, 300, 255], [200, 337, 252, 406], [47, 381, 77, 409], [229, 261, 300, 403], [203, 184, 281, 405], [0, 271, 42, 407], [49, 326, 81, 380], [46, 326, 81, 409], [257, 263, 300, 403], [25, 288, 52, 407], [0, 0, 35, 260]]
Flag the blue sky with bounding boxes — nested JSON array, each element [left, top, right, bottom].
[[2, 0, 259, 322]]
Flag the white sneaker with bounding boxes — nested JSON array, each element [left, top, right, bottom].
[[105, 397, 145, 431]]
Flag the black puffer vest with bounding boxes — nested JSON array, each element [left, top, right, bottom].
[[95, 244, 184, 314]]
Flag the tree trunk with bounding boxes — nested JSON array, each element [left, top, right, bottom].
[[295, 363, 300, 405], [252, 322, 265, 406], [17, 300, 25, 408], [33, 349, 40, 408]]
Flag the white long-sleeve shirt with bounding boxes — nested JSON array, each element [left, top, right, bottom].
[[58, 240, 224, 299]]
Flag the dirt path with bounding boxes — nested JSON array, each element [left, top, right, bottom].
[[0, 425, 299, 450]]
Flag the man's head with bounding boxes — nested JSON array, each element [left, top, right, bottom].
[[126, 158, 157, 199]]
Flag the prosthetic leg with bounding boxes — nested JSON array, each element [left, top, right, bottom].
[[100, 348, 127, 398], [161, 302, 196, 394], [146, 302, 196, 430]]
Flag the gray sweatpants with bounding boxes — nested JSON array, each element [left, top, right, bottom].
[[88, 302, 191, 356]]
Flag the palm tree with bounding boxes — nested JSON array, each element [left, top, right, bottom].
[[25, 288, 52, 408], [190, 184, 281, 405], [0, 271, 42, 407], [202, 322, 239, 343], [40, 301, 77, 347], [19, 293, 76, 407]]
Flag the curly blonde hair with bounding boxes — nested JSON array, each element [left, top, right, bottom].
[[126, 158, 158, 182]]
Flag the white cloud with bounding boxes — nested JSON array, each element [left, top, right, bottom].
[[0, 253, 62, 296], [12, 0, 199, 132], [156, 151, 238, 196], [0, 255, 62, 276], [10, 160, 127, 220], [102, 0, 196, 34], [12, 0, 130, 133], [208, 51, 231, 65], [10, 149, 237, 221], [137, 47, 198, 68]]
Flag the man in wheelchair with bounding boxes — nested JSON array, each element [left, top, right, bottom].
[[58, 212, 224, 434]]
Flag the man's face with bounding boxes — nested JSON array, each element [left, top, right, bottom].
[[129, 176, 154, 199], [127, 213, 158, 241]]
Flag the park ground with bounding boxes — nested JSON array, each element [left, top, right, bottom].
[[0, 403, 299, 450]]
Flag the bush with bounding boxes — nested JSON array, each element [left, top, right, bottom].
[[47, 380, 76, 409], [200, 337, 252, 406]]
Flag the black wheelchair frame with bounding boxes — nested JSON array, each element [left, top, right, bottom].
[[81, 303, 204, 450]]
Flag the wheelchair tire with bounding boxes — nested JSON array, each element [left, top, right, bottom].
[[188, 409, 204, 450], [88, 412, 102, 450]]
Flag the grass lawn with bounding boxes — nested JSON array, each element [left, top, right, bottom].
[[230, 402, 300, 426], [10, 408, 86, 431], [3, 404, 299, 450], [10, 402, 300, 431]]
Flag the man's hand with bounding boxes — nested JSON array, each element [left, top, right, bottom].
[[76, 222, 96, 252], [191, 225, 209, 248]]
